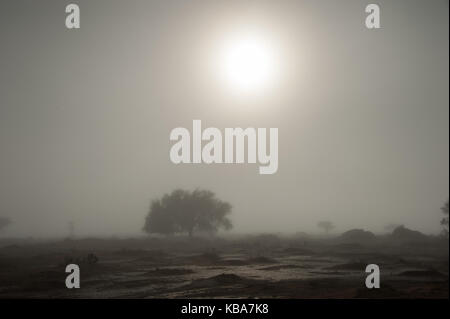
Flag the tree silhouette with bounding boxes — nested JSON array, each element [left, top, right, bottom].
[[0, 217, 11, 232], [143, 189, 232, 237], [441, 200, 449, 237], [317, 221, 334, 234]]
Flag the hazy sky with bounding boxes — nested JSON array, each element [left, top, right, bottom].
[[0, 0, 448, 237]]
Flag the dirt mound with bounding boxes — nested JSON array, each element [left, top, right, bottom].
[[62, 253, 98, 266], [247, 256, 277, 264], [187, 273, 246, 289], [339, 229, 376, 243], [133, 250, 168, 263], [209, 273, 243, 283], [333, 243, 363, 250], [326, 262, 366, 271], [186, 252, 221, 265], [113, 249, 165, 258], [283, 247, 314, 255], [391, 226, 429, 243], [221, 259, 249, 266], [146, 267, 194, 276], [398, 269, 445, 278], [259, 264, 305, 271]]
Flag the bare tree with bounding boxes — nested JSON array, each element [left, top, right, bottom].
[[317, 221, 335, 234]]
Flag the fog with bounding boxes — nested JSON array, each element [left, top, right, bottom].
[[0, 0, 448, 237]]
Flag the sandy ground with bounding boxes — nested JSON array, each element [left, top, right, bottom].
[[0, 236, 448, 298]]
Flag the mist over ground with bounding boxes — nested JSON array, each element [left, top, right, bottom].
[[0, 0, 448, 238]]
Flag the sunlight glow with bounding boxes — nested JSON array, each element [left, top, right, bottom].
[[219, 33, 277, 94]]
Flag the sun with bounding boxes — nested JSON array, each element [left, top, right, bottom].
[[219, 33, 277, 94]]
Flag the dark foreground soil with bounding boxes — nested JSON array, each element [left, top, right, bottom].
[[0, 236, 448, 298]]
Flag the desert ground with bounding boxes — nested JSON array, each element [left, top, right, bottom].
[[0, 233, 448, 299]]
